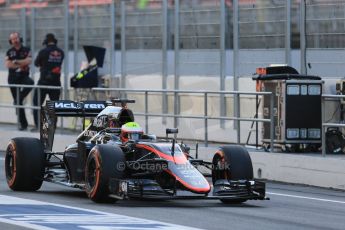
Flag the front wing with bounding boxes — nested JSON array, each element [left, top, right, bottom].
[[108, 178, 268, 201]]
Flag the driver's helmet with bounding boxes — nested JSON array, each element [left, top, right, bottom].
[[120, 122, 143, 142]]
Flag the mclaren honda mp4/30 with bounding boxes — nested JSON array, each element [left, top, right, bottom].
[[5, 99, 268, 204]]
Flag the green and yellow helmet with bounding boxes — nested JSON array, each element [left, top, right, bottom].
[[120, 122, 143, 142]]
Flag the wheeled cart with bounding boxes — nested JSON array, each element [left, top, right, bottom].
[[253, 66, 323, 152]]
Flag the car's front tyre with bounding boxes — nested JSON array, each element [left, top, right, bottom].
[[85, 144, 125, 203], [212, 145, 253, 204]]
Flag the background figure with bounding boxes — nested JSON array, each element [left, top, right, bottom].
[[4, 32, 34, 131], [32, 33, 64, 131]]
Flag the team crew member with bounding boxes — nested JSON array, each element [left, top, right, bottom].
[[5, 32, 34, 131], [32, 33, 64, 131]]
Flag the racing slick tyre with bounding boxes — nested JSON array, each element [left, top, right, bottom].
[[5, 137, 45, 191], [85, 144, 125, 203], [212, 145, 253, 204]]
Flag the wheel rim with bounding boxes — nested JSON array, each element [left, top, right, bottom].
[[87, 158, 97, 189], [5, 142, 16, 186], [212, 152, 231, 184]]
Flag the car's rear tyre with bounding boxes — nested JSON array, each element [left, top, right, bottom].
[[212, 145, 253, 204], [85, 144, 125, 203], [5, 137, 45, 191]]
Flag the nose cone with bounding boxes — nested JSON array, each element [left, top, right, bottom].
[[168, 162, 211, 194]]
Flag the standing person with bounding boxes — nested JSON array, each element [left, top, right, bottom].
[[32, 33, 64, 131], [4, 32, 34, 131]]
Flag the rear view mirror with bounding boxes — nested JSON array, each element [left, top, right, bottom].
[[166, 128, 178, 135]]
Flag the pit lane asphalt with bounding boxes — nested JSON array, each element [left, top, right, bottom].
[[1, 153, 345, 230]]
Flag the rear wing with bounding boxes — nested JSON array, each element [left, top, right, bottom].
[[41, 100, 108, 151], [45, 100, 108, 117]]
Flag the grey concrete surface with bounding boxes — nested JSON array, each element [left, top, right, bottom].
[[1, 123, 345, 190]]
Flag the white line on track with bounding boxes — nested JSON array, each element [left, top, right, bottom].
[[267, 192, 345, 204]]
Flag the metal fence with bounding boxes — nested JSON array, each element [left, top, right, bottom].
[[92, 87, 274, 149], [3, 84, 343, 156], [2, 85, 345, 156], [0, 84, 62, 129]]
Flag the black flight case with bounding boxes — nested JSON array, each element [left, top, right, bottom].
[[253, 66, 323, 152]]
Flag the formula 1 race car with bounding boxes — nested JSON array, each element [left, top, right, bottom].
[[5, 99, 267, 204]]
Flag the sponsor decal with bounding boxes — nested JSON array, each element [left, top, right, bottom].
[[55, 102, 105, 110], [48, 50, 63, 63], [83, 130, 97, 137], [84, 103, 106, 109], [9, 51, 16, 58], [55, 102, 81, 109], [93, 115, 108, 128]]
